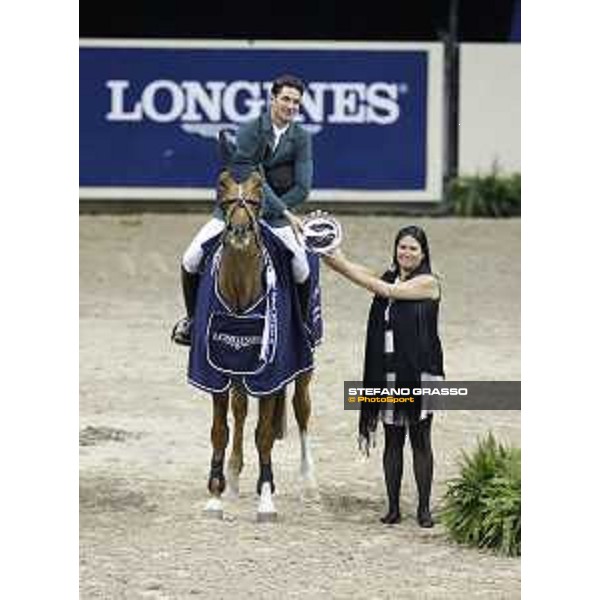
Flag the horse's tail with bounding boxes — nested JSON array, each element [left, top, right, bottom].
[[272, 389, 287, 440]]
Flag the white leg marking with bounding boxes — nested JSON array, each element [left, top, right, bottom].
[[299, 432, 319, 500], [225, 466, 240, 499], [257, 482, 277, 522]]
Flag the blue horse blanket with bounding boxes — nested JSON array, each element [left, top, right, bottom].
[[188, 223, 321, 396]]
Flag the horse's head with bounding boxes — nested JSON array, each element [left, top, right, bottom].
[[217, 169, 263, 251]]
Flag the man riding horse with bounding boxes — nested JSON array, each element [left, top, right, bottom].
[[174, 73, 313, 343], [171, 74, 320, 521]]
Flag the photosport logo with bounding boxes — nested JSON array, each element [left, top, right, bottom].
[[105, 79, 409, 139], [342, 382, 522, 411]]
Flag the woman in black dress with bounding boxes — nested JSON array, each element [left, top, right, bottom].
[[322, 225, 443, 527]]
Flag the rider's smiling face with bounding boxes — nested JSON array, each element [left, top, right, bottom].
[[270, 85, 302, 127]]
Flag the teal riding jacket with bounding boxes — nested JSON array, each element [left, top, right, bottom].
[[220, 112, 314, 227]]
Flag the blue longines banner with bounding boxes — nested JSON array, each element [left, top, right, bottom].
[[80, 41, 443, 202]]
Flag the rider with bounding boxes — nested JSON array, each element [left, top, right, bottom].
[[175, 74, 313, 344]]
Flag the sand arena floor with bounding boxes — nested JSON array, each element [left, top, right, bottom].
[[80, 214, 520, 599]]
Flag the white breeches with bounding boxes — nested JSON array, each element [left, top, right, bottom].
[[182, 218, 309, 283]]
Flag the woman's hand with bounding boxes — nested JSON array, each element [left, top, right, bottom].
[[321, 247, 344, 269]]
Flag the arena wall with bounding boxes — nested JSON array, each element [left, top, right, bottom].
[[458, 44, 521, 175], [79, 40, 520, 208]]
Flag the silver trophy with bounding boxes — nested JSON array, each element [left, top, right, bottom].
[[302, 211, 343, 255]]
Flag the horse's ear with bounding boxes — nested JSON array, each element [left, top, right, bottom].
[[247, 171, 264, 198], [217, 169, 234, 199]]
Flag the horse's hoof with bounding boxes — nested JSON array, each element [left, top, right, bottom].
[[257, 511, 278, 523], [204, 508, 224, 520], [203, 498, 224, 519]]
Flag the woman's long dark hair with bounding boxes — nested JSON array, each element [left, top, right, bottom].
[[388, 225, 432, 279]]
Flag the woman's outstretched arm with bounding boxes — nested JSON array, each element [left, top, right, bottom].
[[322, 249, 439, 300]]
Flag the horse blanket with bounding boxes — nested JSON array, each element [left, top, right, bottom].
[[187, 223, 321, 396]]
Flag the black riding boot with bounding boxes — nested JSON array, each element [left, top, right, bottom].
[[171, 266, 199, 346], [182, 265, 200, 318], [381, 424, 406, 524]]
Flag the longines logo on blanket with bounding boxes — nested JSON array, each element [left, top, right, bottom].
[[105, 79, 409, 138], [212, 332, 263, 351]]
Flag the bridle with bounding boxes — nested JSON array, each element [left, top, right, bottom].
[[220, 184, 262, 250]]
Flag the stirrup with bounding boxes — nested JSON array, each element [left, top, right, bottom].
[[171, 316, 193, 346]]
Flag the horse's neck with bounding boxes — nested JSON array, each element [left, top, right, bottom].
[[218, 245, 264, 312]]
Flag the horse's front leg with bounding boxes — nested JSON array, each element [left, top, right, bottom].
[[255, 395, 277, 522], [204, 392, 229, 518], [227, 384, 248, 498], [293, 371, 318, 498]]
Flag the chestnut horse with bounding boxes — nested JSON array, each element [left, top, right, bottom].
[[204, 169, 316, 522]]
